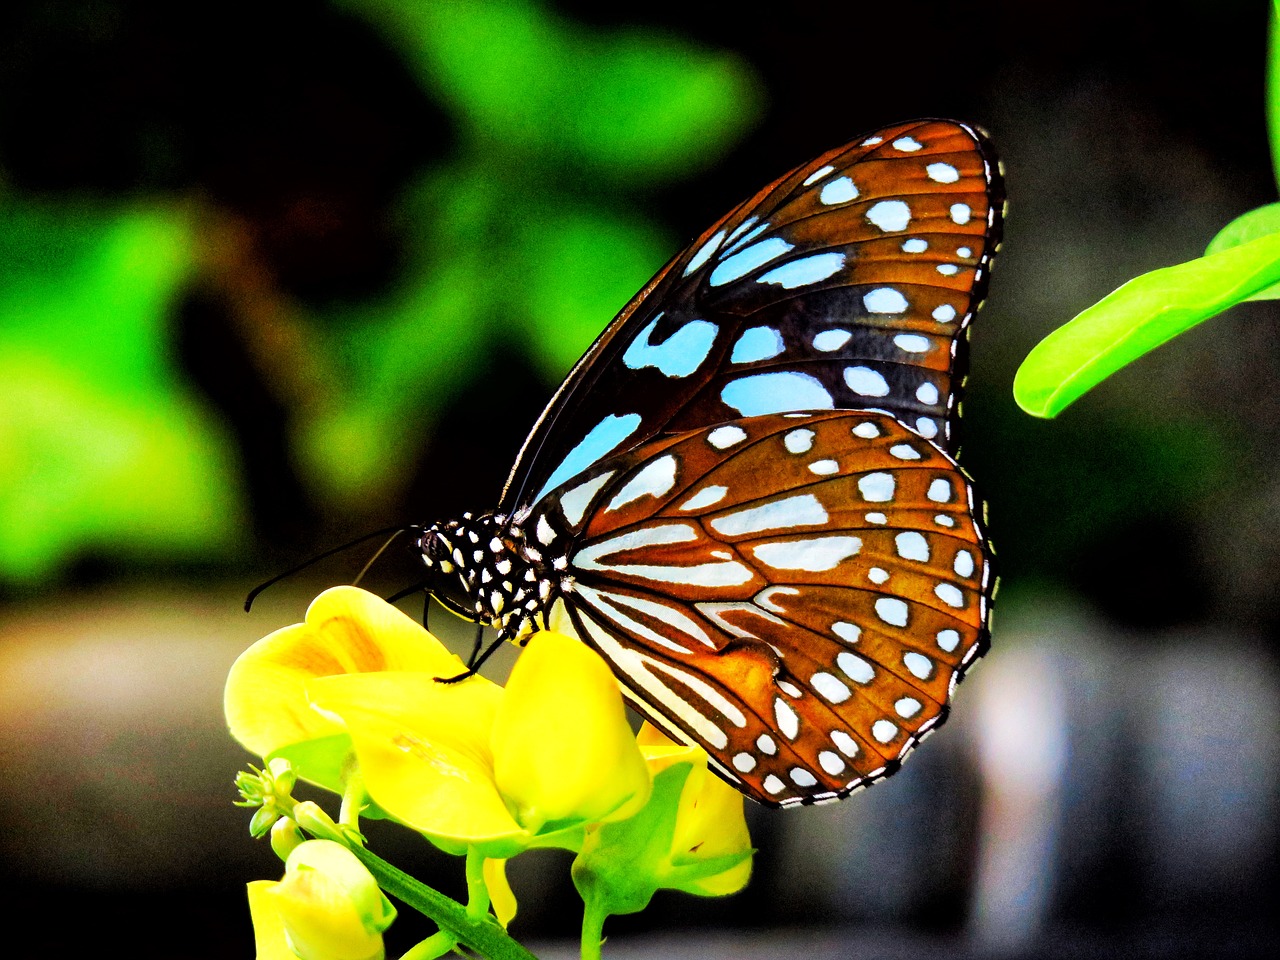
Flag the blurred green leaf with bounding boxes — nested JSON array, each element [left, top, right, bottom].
[[1014, 232, 1280, 418], [1268, 0, 1280, 190], [301, 0, 761, 504], [342, 0, 762, 181], [0, 203, 243, 581]]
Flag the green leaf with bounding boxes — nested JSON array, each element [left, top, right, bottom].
[[1205, 202, 1280, 299], [1013, 232, 1280, 418], [342, 0, 760, 181], [1268, 0, 1280, 190]]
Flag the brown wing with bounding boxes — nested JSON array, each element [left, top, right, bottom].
[[529, 410, 992, 805]]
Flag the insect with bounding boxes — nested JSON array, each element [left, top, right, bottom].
[[417, 119, 1003, 806]]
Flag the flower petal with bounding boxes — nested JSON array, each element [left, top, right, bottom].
[[491, 632, 651, 833], [307, 671, 529, 855], [226, 587, 465, 758], [483, 857, 518, 928], [253, 840, 394, 960]]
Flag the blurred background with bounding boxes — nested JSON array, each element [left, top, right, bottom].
[[1, 0, 1277, 957]]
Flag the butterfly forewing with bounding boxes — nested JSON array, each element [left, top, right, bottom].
[[534, 411, 992, 806], [501, 119, 1003, 513]]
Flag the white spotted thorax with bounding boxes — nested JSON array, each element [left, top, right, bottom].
[[418, 120, 1003, 807]]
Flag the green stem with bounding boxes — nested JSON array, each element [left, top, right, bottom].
[[580, 899, 607, 960], [465, 847, 492, 920], [348, 844, 541, 960]]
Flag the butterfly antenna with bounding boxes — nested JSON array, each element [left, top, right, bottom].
[[244, 524, 419, 612], [384, 580, 429, 605], [352, 529, 411, 587]]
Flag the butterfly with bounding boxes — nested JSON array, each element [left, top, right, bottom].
[[416, 119, 1003, 806]]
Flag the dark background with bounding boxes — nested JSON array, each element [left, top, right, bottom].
[[0, 1, 1276, 957]]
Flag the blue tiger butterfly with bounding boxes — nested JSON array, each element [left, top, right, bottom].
[[416, 119, 1003, 806]]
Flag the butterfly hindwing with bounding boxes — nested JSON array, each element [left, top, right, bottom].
[[501, 119, 1004, 514], [532, 410, 993, 806]]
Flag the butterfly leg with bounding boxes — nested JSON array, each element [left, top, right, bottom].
[[436, 630, 505, 685]]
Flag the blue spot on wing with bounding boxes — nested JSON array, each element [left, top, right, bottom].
[[757, 252, 846, 289], [709, 237, 794, 287], [721, 372, 835, 416], [730, 326, 784, 363], [622, 317, 719, 378], [534, 413, 642, 503]]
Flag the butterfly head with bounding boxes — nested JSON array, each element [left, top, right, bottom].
[[416, 512, 552, 636]]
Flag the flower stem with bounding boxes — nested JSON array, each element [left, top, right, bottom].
[[580, 900, 607, 960], [347, 844, 540, 960], [465, 847, 492, 920]]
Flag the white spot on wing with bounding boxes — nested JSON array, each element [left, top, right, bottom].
[[895, 531, 930, 562], [875, 597, 909, 626], [832, 621, 861, 644], [954, 550, 975, 577], [872, 719, 898, 743], [894, 334, 930, 353], [775, 698, 800, 739], [819, 750, 846, 775], [858, 472, 895, 502], [608, 455, 678, 511], [733, 752, 757, 772], [926, 161, 959, 183], [935, 583, 965, 608], [904, 652, 933, 679], [832, 730, 859, 756], [890, 443, 922, 460], [819, 176, 858, 205], [892, 136, 923, 151], [679, 485, 728, 511], [752, 536, 862, 571], [813, 329, 852, 352], [809, 459, 839, 475], [927, 478, 953, 503], [916, 382, 939, 404], [803, 164, 835, 186], [811, 672, 851, 703], [933, 304, 957, 322], [710, 494, 828, 536], [559, 470, 617, 527], [950, 203, 972, 224], [852, 422, 881, 439], [867, 199, 911, 232], [937, 629, 960, 652], [784, 429, 815, 453], [838, 651, 874, 683], [708, 425, 748, 449], [845, 366, 891, 397], [902, 238, 928, 253], [864, 287, 908, 314]]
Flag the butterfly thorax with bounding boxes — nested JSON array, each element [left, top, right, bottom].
[[417, 511, 559, 638]]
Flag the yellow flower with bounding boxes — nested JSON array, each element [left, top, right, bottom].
[[248, 839, 396, 960], [634, 724, 753, 897], [225, 586, 652, 857], [572, 723, 754, 924]]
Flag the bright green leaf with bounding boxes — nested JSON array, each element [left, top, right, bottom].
[[1014, 232, 1280, 418], [1205, 202, 1280, 299]]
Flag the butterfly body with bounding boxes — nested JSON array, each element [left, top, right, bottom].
[[418, 120, 1003, 806]]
